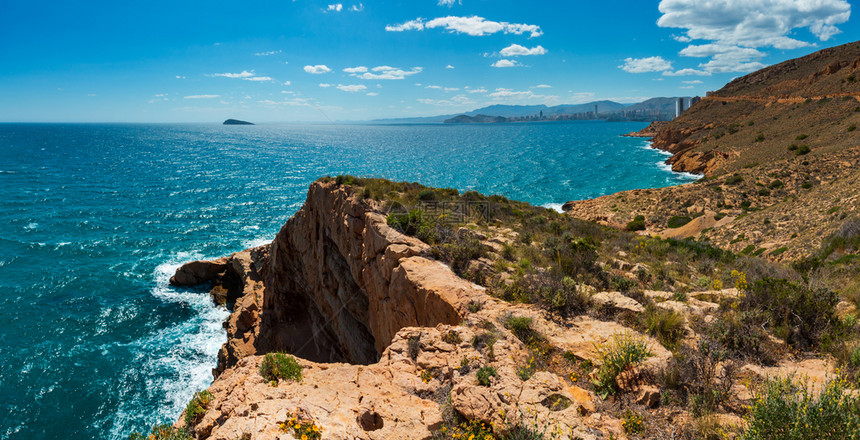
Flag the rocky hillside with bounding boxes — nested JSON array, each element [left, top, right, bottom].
[[567, 41, 860, 262], [132, 176, 860, 440], [646, 40, 860, 177]]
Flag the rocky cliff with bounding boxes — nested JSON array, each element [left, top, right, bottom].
[[167, 180, 679, 440]]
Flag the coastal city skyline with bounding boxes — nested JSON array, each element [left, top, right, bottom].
[[0, 0, 856, 122]]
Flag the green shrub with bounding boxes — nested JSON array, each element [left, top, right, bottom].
[[741, 377, 860, 440], [770, 247, 788, 257], [417, 189, 436, 201], [740, 278, 839, 349], [591, 333, 652, 398], [849, 124, 857, 132], [704, 309, 779, 365], [622, 409, 646, 434], [788, 144, 798, 151], [768, 180, 784, 189], [386, 209, 435, 242], [725, 175, 744, 185], [641, 306, 686, 350], [259, 352, 303, 383], [624, 220, 645, 232], [408, 335, 421, 360], [758, 189, 771, 196], [476, 365, 498, 386], [754, 133, 765, 142], [795, 145, 811, 156], [802, 182, 813, 189], [184, 390, 213, 427], [667, 216, 693, 228], [129, 425, 191, 440], [796, 134, 808, 140]]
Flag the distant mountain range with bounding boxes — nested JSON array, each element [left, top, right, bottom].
[[371, 97, 693, 124]]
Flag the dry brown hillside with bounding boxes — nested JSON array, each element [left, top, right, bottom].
[[566, 41, 860, 262], [645, 41, 860, 177]]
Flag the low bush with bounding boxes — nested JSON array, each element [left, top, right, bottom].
[[795, 145, 811, 156], [724, 175, 743, 185], [184, 390, 213, 427], [666, 216, 692, 228], [386, 209, 436, 242], [626, 214, 646, 231], [476, 366, 498, 386], [259, 352, 303, 383], [279, 412, 323, 440], [591, 332, 652, 398], [129, 425, 191, 440], [742, 377, 860, 439], [740, 278, 838, 349], [503, 315, 536, 344], [641, 306, 686, 351]]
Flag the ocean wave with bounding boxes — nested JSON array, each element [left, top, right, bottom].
[[107, 252, 229, 439], [541, 203, 565, 213], [655, 161, 701, 181]]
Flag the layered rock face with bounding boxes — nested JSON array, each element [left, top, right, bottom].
[[170, 181, 674, 440]]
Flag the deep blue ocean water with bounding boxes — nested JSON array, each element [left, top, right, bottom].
[[0, 121, 696, 439]]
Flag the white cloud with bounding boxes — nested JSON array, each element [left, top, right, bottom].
[[418, 94, 475, 106], [438, 0, 460, 6], [682, 80, 703, 84], [386, 16, 543, 38], [663, 68, 712, 76], [353, 66, 423, 80], [350, 3, 363, 11], [468, 87, 487, 93], [444, 87, 460, 92], [680, 85, 695, 89], [343, 66, 368, 73], [254, 50, 282, 56], [319, 83, 332, 88], [499, 44, 547, 56], [154, 93, 167, 97], [244, 76, 273, 82], [304, 65, 332, 74], [532, 84, 552, 88], [487, 88, 559, 104], [258, 98, 311, 107], [491, 59, 521, 68], [184, 95, 220, 99], [366, 92, 379, 96], [425, 85, 442, 89], [657, 0, 851, 73], [283, 81, 291, 86], [619, 56, 673, 73], [336, 84, 367, 92], [327, 4, 343, 11], [175, 75, 186, 79], [446, 64, 455, 69], [213, 70, 255, 78]]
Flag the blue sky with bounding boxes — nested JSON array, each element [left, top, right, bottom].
[[0, 0, 856, 122]]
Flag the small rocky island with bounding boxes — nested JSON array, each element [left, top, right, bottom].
[[223, 119, 254, 125]]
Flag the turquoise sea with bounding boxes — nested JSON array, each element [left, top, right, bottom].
[[0, 121, 697, 439]]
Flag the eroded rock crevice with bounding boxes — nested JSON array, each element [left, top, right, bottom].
[[170, 181, 471, 375]]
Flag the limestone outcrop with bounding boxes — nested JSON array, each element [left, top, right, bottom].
[[169, 181, 673, 440]]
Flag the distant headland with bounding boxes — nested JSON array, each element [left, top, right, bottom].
[[223, 119, 254, 125]]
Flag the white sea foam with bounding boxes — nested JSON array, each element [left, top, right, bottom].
[[542, 203, 565, 213], [108, 251, 229, 439], [655, 161, 701, 181], [242, 236, 272, 249]]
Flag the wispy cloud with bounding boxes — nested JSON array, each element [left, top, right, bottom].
[[438, 0, 460, 6], [350, 3, 363, 11], [366, 92, 379, 96], [386, 16, 543, 38], [319, 83, 332, 88], [304, 65, 332, 74], [348, 65, 423, 80], [446, 64, 455, 69], [619, 56, 672, 73], [343, 66, 368, 73], [468, 87, 487, 94], [491, 59, 521, 68], [326, 4, 343, 12], [531, 84, 552, 88], [213, 70, 255, 78], [682, 80, 703, 84], [499, 44, 547, 56], [244, 76, 273, 82], [184, 94, 220, 99], [337, 84, 367, 92], [254, 50, 282, 56]]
